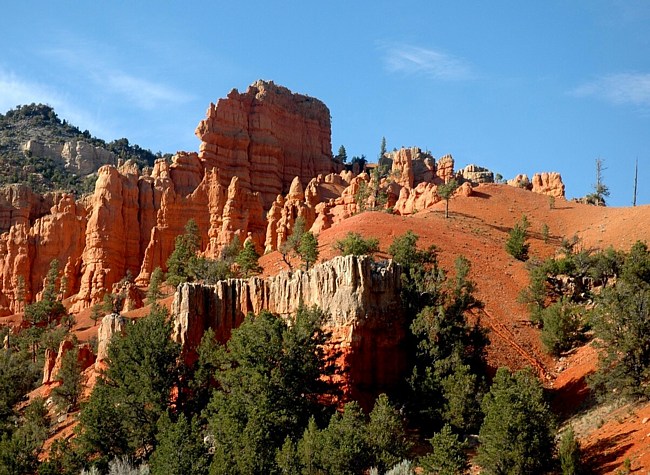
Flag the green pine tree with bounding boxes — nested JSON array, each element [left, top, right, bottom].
[[166, 219, 201, 287], [419, 424, 468, 475], [505, 215, 530, 261], [236, 241, 262, 277], [149, 413, 210, 475], [477, 367, 555, 474], [436, 179, 459, 219], [146, 267, 164, 305], [366, 394, 410, 472], [298, 232, 319, 271], [77, 305, 180, 461], [51, 346, 82, 412]]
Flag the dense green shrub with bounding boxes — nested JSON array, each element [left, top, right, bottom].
[[334, 232, 380, 257], [540, 298, 583, 356], [477, 368, 555, 474]]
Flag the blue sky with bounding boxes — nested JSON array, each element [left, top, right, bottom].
[[1, 2, 649, 206]]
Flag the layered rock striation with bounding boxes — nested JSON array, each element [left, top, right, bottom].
[[171, 255, 406, 399], [195, 80, 339, 209]]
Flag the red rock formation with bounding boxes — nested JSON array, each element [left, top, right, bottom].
[[42, 347, 57, 385], [0, 192, 86, 315], [195, 80, 338, 209], [507, 174, 532, 190], [391, 148, 415, 188], [49, 339, 74, 384], [436, 154, 455, 183], [507, 172, 566, 198], [43, 340, 96, 384], [462, 164, 494, 184], [0, 82, 342, 312], [386, 147, 435, 187], [394, 182, 441, 215], [532, 172, 565, 198], [171, 255, 406, 401]]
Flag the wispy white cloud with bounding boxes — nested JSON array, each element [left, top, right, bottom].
[[572, 73, 650, 107], [43, 46, 193, 110], [380, 43, 472, 81], [105, 72, 193, 110], [0, 69, 112, 136]]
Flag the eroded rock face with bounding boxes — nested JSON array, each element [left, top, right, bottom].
[[42, 339, 96, 384], [171, 255, 406, 400], [462, 164, 494, 184], [0, 82, 341, 312], [532, 172, 565, 198], [95, 313, 127, 370], [0, 192, 86, 314], [507, 174, 532, 190], [385, 147, 435, 187], [436, 154, 455, 183], [507, 172, 566, 198], [195, 80, 338, 209]]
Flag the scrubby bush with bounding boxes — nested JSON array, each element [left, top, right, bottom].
[[334, 232, 380, 257], [505, 215, 530, 261]]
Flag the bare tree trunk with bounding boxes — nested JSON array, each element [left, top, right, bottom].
[[633, 157, 638, 207]]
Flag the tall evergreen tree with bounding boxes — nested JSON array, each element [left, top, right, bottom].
[[146, 267, 164, 305], [477, 367, 555, 474], [149, 413, 210, 475], [166, 219, 201, 287], [366, 394, 410, 472], [336, 145, 348, 163], [298, 232, 319, 271], [24, 259, 66, 325], [235, 240, 262, 277], [51, 346, 82, 412], [206, 307, 334, 474]]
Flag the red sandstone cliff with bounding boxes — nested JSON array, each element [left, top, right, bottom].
[[195, 80, 339, 209]]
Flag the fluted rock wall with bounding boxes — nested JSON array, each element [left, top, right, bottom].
[[195, 80, 338, 209], [171, 255, 406, 399]]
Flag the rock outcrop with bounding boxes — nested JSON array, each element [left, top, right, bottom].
[[436, 154, 455, 183], [195, 80, 338, 209], [42, 339, 96, 384], [462, 164, 494, 184], [95, 313, 127, 370], [507, 172, 566, 198], [385, 147, 435, 187], [0, 81, 342, 312], [531, 172, 565, 198], [171, 255, 406, 400], [22, 139, 116, 175]]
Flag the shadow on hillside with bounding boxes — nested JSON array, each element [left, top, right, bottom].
[[550, 374, 594, 421], [470, 191, 491, 199], [584, 431, 634, 474]]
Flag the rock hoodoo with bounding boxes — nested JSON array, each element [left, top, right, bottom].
[[171, 255, 406, 400]]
